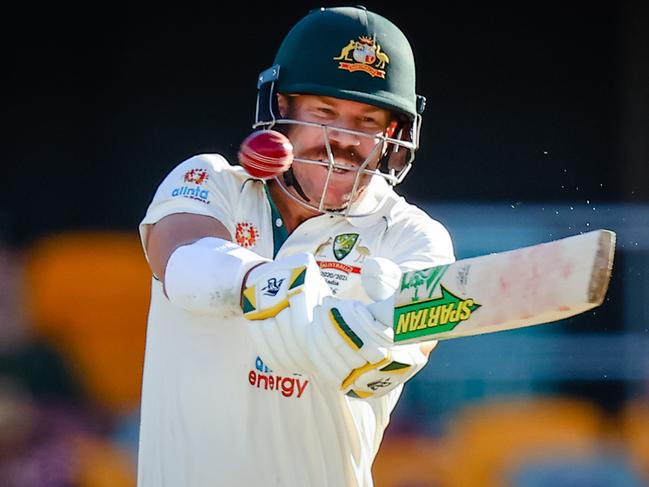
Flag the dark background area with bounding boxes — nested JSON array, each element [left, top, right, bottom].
[[3, 1, 648, 245]]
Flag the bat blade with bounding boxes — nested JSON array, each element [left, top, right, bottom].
[[368, 229, 616, 344]]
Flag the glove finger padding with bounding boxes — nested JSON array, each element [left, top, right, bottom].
[[248, 300, 321, 375], [248, 318, 292, 373], [308, 316, 362, 385], [321, 298, 391, 365], [341, 343, 428, 399], [242, 252, 331, 320], [306, 325, 348, 386], [304, 297, 393, 388], [274, 306, 314, 372], [245, 252, 333, 375]]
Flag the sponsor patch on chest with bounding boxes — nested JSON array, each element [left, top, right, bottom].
[[317, 261, 360, 294], [313, 233, 371, 294], [235, 222, 260, 248]]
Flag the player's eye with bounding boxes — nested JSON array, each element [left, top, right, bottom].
[[360, 116, 379, 126], [315, 107, 336, 117], [357, 117, 386, 135]]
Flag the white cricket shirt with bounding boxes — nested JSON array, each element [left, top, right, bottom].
[[137, 154, 454, 487]]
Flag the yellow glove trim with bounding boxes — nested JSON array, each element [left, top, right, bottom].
[[243, 289, 302, 320], [340, 356, 392, 391]]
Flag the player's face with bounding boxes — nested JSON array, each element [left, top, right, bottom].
[[278, 94, 396, 210]]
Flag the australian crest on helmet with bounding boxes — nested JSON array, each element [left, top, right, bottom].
[[333, 36, 390, 79]]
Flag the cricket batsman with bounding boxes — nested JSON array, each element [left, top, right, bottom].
[[137, 6, 454, 486]]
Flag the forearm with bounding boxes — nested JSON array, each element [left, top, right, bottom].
[[165, 237, 268, 314]]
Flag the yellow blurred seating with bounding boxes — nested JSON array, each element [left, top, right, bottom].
[[372, 435, 445, 487], [24, 231, 151, 413], [73, 435, 136, 487], [618, 398, 649, 484], [434, 396, 606, 487]]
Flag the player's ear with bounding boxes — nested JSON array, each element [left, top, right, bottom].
[[386, 120, 398, 138], [276, 93, 289, 118]]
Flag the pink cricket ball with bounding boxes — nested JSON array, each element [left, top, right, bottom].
[[238, 130, 294, 179]]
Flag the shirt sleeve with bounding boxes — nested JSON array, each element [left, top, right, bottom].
[[138, 153, 243, 257], [381, 203, 456, 272]]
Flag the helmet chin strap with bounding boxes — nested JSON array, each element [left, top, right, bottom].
[[282, 167, 311, 202]]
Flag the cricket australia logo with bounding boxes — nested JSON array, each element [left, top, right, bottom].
[[261, 277, 285, 297], [333, 36, 389, 79], [333, 233, 359, 261], [316, 234, 368, 294]]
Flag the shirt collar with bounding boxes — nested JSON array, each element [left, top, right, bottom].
[[343, 176, 398, 228]]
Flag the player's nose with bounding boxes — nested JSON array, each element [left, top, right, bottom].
[[328, 126, 361, 149]]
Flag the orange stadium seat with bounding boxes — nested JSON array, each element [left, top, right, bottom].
[[372, 435, 445, 487], [433, 396, 607, 487], [73, 435, 136, 487], [23, 231, 151, 413], [618, 398, 649, 484]]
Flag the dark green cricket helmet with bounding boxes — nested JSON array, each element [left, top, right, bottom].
[[253, 6, 426, 215], [255, 5, 425, 124]]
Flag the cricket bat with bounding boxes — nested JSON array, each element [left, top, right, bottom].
[[367, 229, 616, 344]]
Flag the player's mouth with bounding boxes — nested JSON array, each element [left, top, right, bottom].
[[317, 160, 356, 174]]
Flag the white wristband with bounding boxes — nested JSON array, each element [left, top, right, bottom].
[[164, 237, 269, 314]]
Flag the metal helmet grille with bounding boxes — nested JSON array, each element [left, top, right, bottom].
[[252, 115, 421, 217]]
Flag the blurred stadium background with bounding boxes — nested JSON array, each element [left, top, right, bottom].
[[3, 2, 648, 486]]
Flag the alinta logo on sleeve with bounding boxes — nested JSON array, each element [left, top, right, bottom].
[[169, 167, 211, 203], [171, 186, 210, 204]]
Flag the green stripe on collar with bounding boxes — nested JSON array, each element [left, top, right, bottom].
[[264, 184, 289, 258]]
